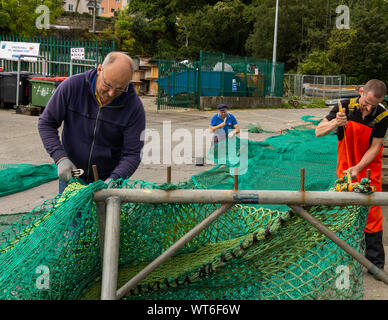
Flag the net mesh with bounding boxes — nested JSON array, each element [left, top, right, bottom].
[[0, 119, 371, 300]]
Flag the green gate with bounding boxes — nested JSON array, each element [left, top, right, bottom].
[[157, 52, 284, 111], [157, 59, 199, 110]]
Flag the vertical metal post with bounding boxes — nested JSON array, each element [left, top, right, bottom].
[[92, 165, 99, 181], [234, 167, 239, 191], [221, 53, 225, 96], [198, 51, 203, 109], [244, 56, 248, 97], [271, 0, 279, 96], [157, 59, 161, 110], [300, 168, 305, 192], [70, 59, 73, 77], [323, 75, 326, 100], [101, 196, 121, 300], [92, 0, 97, 33], [167, 166, 171, 184], [96, 201, 106, 264], [16, 58, 21, 107]]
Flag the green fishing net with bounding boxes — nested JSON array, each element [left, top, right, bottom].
[[0, 163, 57, 197], [0, 119, 371, 300]]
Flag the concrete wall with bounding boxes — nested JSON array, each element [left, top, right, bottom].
[[200, 96, 282, 110]]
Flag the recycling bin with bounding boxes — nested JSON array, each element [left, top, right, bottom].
[[29, 77, 67, 107], [0, 72, 35, 107]]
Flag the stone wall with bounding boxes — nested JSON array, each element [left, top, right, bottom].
[[56, 15, 114, 32]]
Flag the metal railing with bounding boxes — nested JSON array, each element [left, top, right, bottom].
[[284, 73, 349, 101], [16, 54, 47, 107], [12, 55, 97, 107], [93, 188, 388, 300]]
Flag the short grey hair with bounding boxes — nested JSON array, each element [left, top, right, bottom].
[[101, 51, 135, 80], [363, 79, 387, 99]]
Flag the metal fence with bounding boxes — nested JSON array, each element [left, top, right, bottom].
[[157, 51, 285, 110], [0, 34, 116, 76], [200, 51, 284, 98], [284, 73, 354, 101]]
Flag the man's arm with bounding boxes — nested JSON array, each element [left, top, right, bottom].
[[315, 111, 347, 137], [345, 137, 384, 179], [228, 124, 240, 138], [38, 81, 70, 163], [209, 118, 226, 132]]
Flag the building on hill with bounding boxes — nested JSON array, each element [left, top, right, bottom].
[[62, 0, 102, 16]]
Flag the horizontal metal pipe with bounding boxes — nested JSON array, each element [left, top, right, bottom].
[[290, 205, 388, 285], [116, 203, 234, 299], [94, 189, 388, 206]]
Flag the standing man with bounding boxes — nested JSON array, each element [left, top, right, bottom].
[[315, 79, 387, 272], [209, 104, 240, 144], [38, 52, 146, 193]]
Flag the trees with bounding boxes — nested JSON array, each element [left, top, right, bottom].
[[3, 0, 383, 83], [176, 0, 250, 59], [244, 0, 388, 83], [0, 0, 63, 36]]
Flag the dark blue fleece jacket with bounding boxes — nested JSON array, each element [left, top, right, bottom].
[[38, 69, 145, 183]]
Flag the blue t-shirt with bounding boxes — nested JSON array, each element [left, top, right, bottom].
[[210, 113, 238, 135]]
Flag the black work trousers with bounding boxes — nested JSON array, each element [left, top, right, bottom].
[[365, 231, 385, 269]]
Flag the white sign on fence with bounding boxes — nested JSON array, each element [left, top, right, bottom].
[[71, 48, 85, 60], [0, 41, 40, 62]]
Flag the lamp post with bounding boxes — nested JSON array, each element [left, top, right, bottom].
[[271, 0, 279, 96]]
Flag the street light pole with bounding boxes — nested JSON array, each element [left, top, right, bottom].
[[92, 0, 97, 32], [271, 0, 279, 96]]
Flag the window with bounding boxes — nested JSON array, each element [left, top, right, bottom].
[[68, 4, 74, 11], [101, 7, 105, 12], [111, 8, 115, 12]]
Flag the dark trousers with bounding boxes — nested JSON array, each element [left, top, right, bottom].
[[365, 231, 385, 269]]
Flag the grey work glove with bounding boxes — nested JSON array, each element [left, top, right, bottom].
[[56, 157, 76, 183]]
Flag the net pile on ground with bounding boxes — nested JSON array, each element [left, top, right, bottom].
[[0, 163, 57, 197], [0, 121, 371, 300], [200, 122, 338, 212]]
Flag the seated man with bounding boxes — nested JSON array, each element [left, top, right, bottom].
[[209, 104, 240, 144]]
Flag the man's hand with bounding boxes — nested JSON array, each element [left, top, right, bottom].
[[335, 111, 347, 127], [343, 166, 360, 180], [219, 118, 227, 128], [56, 157, 76, 182], [228, 131, 236, 138]]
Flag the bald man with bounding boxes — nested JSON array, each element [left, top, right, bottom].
[[38, 52, 146, 193]]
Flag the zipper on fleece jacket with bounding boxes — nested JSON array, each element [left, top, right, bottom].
[[86, 107, 101, 181]]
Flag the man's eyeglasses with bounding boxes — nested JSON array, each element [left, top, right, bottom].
[[101, 69, 130, 93]]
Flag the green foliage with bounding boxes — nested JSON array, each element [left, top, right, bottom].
[[4, 0, 387, 85], [176, 1, 250, 57], [298, 50, 340, 75], [0, 0, 63, 36]]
